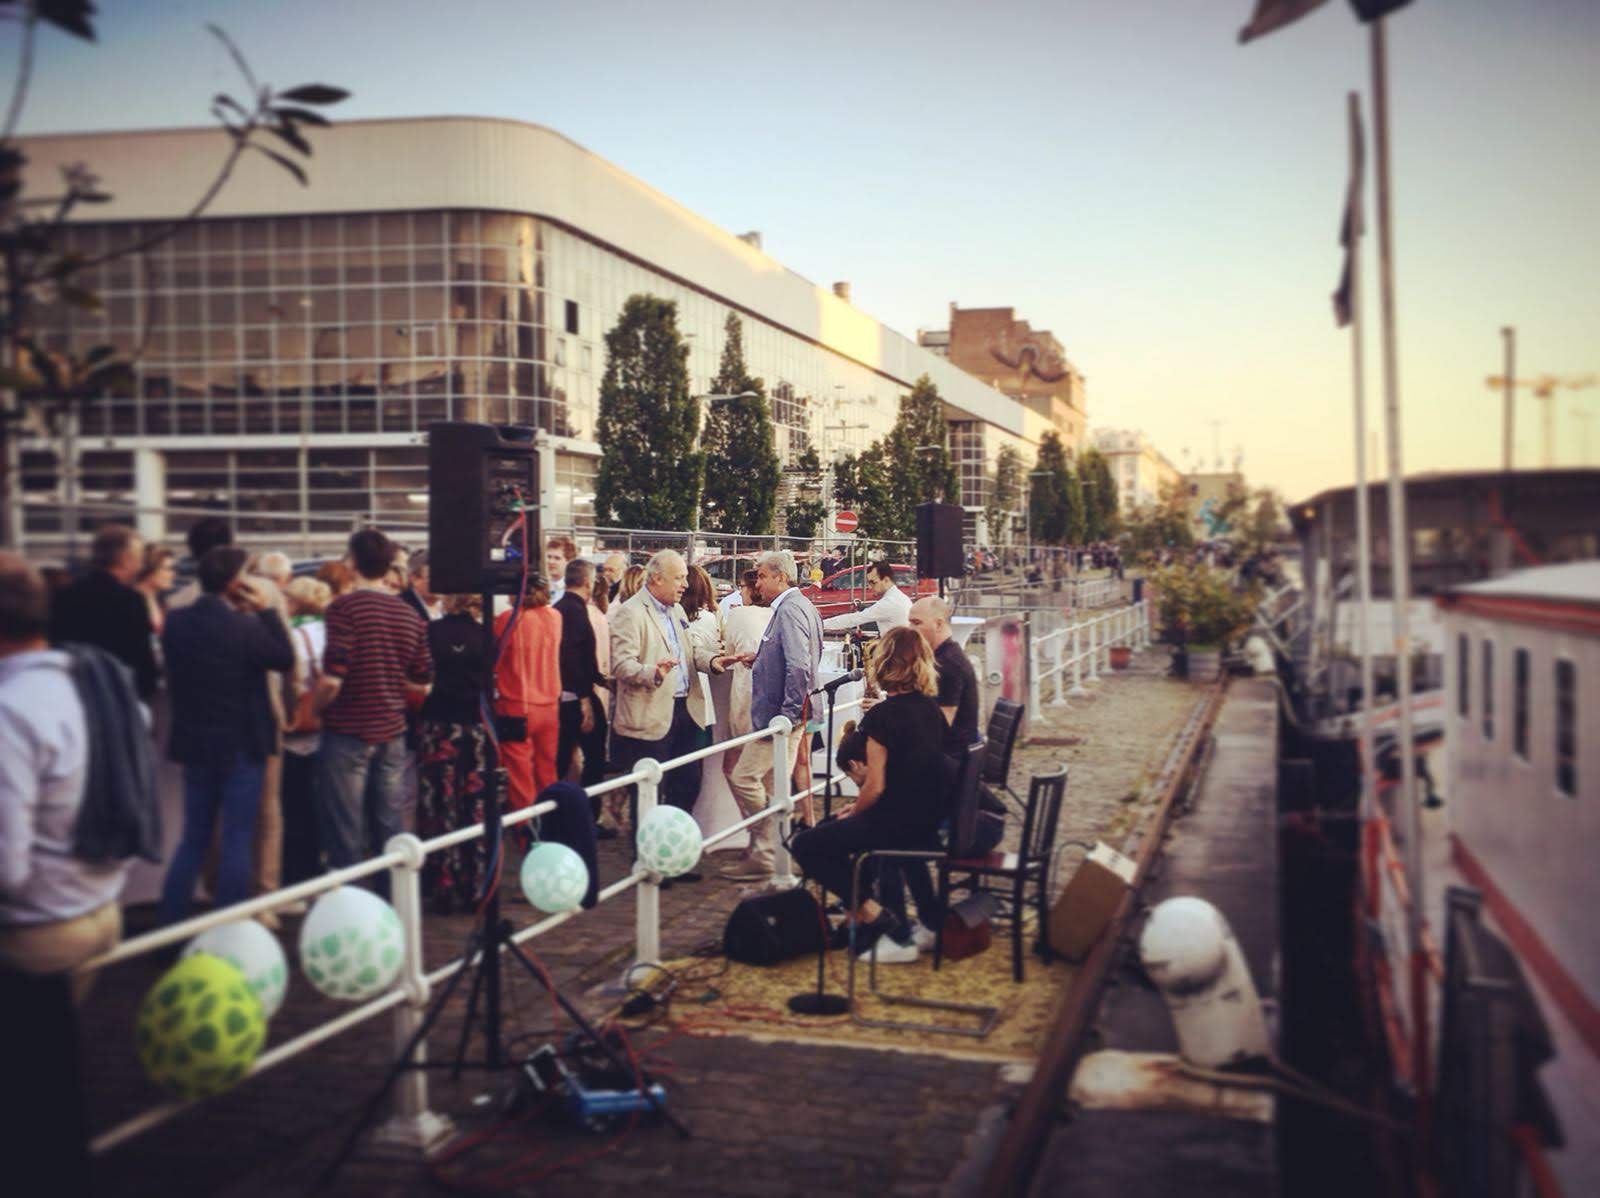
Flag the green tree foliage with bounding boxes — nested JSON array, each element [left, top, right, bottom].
[[1079, 447, 1119, 541], [833, 377, 957, 542], [700, 313, 781, 534], [0, 15, 348, 546], [1150, 562, 1259, 650], [1119, 476, 1196, 564], [833, 442, 899, 540], [1029, 431, 1070, 545], [983, 443, 1023, 546], [783, 445, 826, 539], [1062, 463, 1087, 546], [594, 295, 700, 530]]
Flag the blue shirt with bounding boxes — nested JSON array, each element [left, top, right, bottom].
[[642, 588, 691, 698]]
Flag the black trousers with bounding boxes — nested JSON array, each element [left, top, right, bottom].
[[280, 749, 321, 884], [558, 694, 611, 819], [791, 813, 935, 911], [613, 697, 702, 813], [0, 966, 91, 1195]]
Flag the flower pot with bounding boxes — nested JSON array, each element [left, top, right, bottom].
[[1109, 645, 1132, 671]]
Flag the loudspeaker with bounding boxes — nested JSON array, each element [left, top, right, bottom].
[[427, 422, 542, 594], [916, 501, 964, 579]]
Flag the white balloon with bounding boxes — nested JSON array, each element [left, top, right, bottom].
[[519, 841, 590, 913], [298, 886, 405, 1002], [636, 806, 704, 878], [182, 918, 289, 1019]]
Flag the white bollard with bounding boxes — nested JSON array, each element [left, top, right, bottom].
[[633, 758, 663, 966], [373, 834, 453, 1155]]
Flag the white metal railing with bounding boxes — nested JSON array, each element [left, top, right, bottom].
[[1029, 599, 1150, 712], [79, 703, 858, 1157]]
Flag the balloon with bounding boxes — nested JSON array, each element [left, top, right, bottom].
[[136, 953, 265, 1101], [298, 886, 404, 1002], [519, 841, 590, 914], [636, 806, 703, 878], [182, 918, 289, 1019]]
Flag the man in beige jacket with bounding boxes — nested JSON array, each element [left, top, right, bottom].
[[610, 551, 747, 830]]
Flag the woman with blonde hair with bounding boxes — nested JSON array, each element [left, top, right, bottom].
[[790, 625, 950, 962], [617, 564, 645, 603], [280, 574, 333, 886], [493, 581, 562, 810]]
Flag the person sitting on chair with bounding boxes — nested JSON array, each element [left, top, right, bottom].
[[790, 627, 950, 964]]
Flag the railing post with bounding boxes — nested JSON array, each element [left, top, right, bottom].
[[1085, 617, 1100, 685], [1051, 633, 1067, 706], [1141, 599, 1151, 649], [1029, 627, 1043, 716], [633, 758, 663, 966], [768, 717, 798, 889], [1101, 612, 1114, 672], [1069, 620, 1087, 696], [372, 834, 453, 1155]]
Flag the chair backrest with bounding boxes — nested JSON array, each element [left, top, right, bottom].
[[982, 698, 1024, 787], [947, 740, 988, 858], [1018, 765, 1069, 866]]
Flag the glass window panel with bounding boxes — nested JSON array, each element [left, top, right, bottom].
[[311, 291, 340, 323], [481, 284, 510, 322], [413, 212, 443, 243], [380, 288, 410, 321], [1513, 648, 1530, 760], [202, 220, 237, 254], [345, 326, 375, 358], [274, 253, 308, 289], [1482, 639, 1494, 740], [239, 253, 270, 289], [242, 327, 272, 360], [450, 211, 479, 246], [344, 247, 377, 285], [207, 328, 237, 357], [344, 214, 375, 246], [175, 293, 203, 325], [1555, 659, 1576, 797], [207, 292, 238, 325], [378, 212, 410, 244], [377, 248, 409, 284], [450, 285, 477, 320], [480, 213, 524, 245], [413, 249, 445, 283], [413, 285, 446, 321], [308, 217, 339, 248], [346, 289, 376, 323], [276, 218, 305, 250], [240, 219, 271, 249], [240, 292, 277, 323], [479, 248, 507, 283], [208, 257, 238, 288]]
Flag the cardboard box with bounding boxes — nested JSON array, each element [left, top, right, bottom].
[[1048, 841, 1137, 961]]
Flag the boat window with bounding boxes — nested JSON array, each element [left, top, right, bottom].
[[1457, 634, 1469, 719], [1513, 648, 1530, 761], [1555, 659, 1576, 798], [1481, 640, 1494, 740]]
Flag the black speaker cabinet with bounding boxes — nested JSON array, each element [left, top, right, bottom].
[[427, 422, 542, 595], [916, 501, 965, 579]]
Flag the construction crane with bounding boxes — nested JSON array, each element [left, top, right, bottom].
[[1484, 372, 1598, 467]]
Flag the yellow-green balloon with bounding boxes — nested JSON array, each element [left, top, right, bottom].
[[136, 952, 266, 1101]]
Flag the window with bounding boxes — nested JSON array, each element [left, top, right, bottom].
[[1555, 659, 1576, 798], [1513, 648, 1530, 760], [1457, 634, 1469, 718], [564, 299, 579, 335], [1481, 640, 1494, 740]]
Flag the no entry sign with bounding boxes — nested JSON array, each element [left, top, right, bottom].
[[834, 510, 859, 534]]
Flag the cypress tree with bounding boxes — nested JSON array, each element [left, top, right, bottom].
[[701, 313, 782, 535]]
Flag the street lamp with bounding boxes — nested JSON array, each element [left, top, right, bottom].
[[688, 390, 756, 561]]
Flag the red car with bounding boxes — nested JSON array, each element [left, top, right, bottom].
[[800, 563, 935, 620]]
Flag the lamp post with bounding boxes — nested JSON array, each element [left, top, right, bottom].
[[688, 390, 756, 561]]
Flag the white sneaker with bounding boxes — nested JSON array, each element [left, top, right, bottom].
[[859, 937, 919, 965], [721, 856, 774, 882], [910, 921, 937, 952]]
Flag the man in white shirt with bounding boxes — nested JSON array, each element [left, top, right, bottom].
[[822, 560, 911, 633]]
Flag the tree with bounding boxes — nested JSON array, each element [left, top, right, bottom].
[[1079, 447, 1118, 541], [783, 445, 826, 540], [833, 441, 897, 540], [1242, 488, 1284, 557], [0, 14, 349, 546], [1062, 463, 1087, 546], [1029, 431, 1070, 545], [983, 443, 1023, 546], [594, 295, 699, 530], [700, 313, 780, 534], [1119, 476, 1195, 564], [833, 377, 957, 543]]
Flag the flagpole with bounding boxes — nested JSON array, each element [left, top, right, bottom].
[[1346, 92, 1378, 824], [1370, 15, 1430, 1123]]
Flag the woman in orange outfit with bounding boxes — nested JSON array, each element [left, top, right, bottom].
[[493, 580, 562, 810]]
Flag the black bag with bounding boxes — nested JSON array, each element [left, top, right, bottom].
[[722, 887, 824, 966]]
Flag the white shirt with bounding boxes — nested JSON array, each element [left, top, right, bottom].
[[822, 583, 911, 632], [717, 590, 744, 617]]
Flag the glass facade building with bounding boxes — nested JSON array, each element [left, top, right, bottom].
[[18, 118, 1041, 555]]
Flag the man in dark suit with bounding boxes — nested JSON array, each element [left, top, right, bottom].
[[157, 546, 294, 925], [553, 559, 612, 831], [49, 523, 159, 701]]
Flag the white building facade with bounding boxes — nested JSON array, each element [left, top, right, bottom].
[[17, 117, 1033, 555], [1093, 428, 1182, 514]]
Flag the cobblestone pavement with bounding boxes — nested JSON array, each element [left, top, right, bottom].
[[76, 637, 1210, 1198]]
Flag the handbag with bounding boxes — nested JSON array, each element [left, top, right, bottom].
[[941, 892, 997, 961], [284, 625, 322, 735], [723, 887, 824, 966]]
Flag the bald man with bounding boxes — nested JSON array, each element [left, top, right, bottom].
[[908, 596, 978, 755]]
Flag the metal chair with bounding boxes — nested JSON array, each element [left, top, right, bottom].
[[981, 698, 1025, 815], [935, 765, 1069, 983]]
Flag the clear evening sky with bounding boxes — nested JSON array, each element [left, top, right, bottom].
[[15, 0, 1600, 502]]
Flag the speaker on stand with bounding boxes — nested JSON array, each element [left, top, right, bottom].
[[916, 501, 965, 598]]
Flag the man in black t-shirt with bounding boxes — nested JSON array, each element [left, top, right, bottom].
[[909, 596, 978, 756]]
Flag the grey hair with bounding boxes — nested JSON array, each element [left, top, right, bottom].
[[756, 550, 797, 584], [564, 557, 595, 588], [645, 549, 685, 580], [257, 551, 293, 582]]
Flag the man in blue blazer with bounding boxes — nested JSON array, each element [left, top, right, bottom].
[[724, 551, 823, 883]]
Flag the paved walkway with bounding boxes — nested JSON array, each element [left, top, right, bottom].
[[79, 643, 1208, 1197]]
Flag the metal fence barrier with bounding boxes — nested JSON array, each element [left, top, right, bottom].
[[1029, 600, 1151, 713]]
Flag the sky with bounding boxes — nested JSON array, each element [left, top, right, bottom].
[[15, 0, 1600, 502]]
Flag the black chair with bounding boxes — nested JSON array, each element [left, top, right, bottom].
[[981, 698, 1025, 816], [934, 765, 1069, 983]]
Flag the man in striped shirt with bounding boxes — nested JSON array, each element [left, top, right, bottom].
[[313, 529, 433, 878]]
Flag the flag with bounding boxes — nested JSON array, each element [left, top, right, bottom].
[[1332, 94, 1365, 328], [1237, 0, 1330, 44]]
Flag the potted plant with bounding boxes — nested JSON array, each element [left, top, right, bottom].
[[1149, 563, 1257, 679]]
